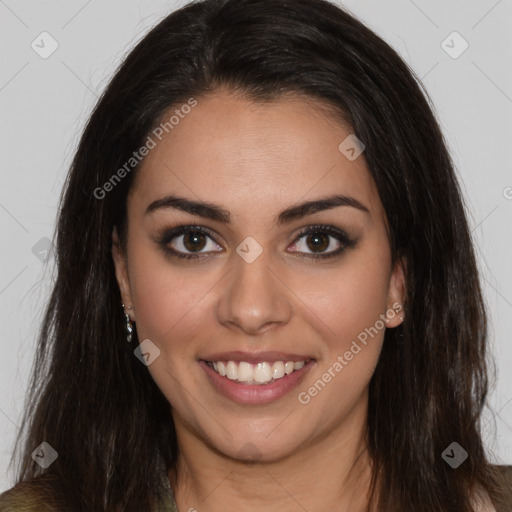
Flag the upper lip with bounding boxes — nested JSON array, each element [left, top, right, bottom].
[[200, 351, 314, 364]]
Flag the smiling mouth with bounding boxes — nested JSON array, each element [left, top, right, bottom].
[[202, 359, 313, 385]]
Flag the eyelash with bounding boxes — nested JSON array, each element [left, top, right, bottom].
[[157, 224, 356, 261]]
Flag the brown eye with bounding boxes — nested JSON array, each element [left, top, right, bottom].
[[305, 233, 330, 253], [182, 232, 208, 252], [158, 225, 223, 260], [288, 224, 356, 260]]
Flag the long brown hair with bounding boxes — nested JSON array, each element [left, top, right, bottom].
[[6, 0, 512, 510]]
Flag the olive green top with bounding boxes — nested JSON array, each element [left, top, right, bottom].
[[0, 465, 510, 511], [161, 470, 178, 512]]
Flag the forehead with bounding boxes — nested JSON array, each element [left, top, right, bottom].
[[128, 89, 382, 221]]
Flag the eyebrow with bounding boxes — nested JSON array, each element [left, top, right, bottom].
[[145, 193, 370, 226]]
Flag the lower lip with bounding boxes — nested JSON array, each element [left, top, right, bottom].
[[199, 360, 315, 404]]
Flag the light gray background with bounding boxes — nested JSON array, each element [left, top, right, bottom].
[[0, 0, 511, 493]]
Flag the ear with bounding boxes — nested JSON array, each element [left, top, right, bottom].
[[112, 226, 135, 322], [384, 257, 406, 328]]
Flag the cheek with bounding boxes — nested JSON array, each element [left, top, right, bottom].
[[299, 252, 391, 344], [127, 247, 212, 352], [127, 252, 213, 407], [294, 249, 391, 400]]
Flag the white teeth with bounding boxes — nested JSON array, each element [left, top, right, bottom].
[[217, 361, 227, 376], [272, 361, 285, 379], [254, 362, 273, 383], [208, 359, 308, 384], [226, 361, 238, 380], [237, 362, 254, 382]]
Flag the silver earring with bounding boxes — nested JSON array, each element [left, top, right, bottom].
[[394, 304, 404, 322], [122, 304, 134, 342]]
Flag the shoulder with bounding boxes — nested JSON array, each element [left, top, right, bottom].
[[497, 464, 512, 481], [0, 474, 68, 512], [494, 465, 512, 512], [474, 465, 512, 512]]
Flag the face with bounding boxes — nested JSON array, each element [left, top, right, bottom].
[[112, 88, 405, 463]]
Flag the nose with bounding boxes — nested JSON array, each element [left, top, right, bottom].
[[216, 247, 293, 336]]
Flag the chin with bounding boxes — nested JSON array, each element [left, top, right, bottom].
[[214, 434, 304, 464]]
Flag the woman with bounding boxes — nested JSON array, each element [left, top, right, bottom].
[[0, 0, 510, 510]]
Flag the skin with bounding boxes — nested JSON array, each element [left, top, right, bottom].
[[112, 88, 407, 512]]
